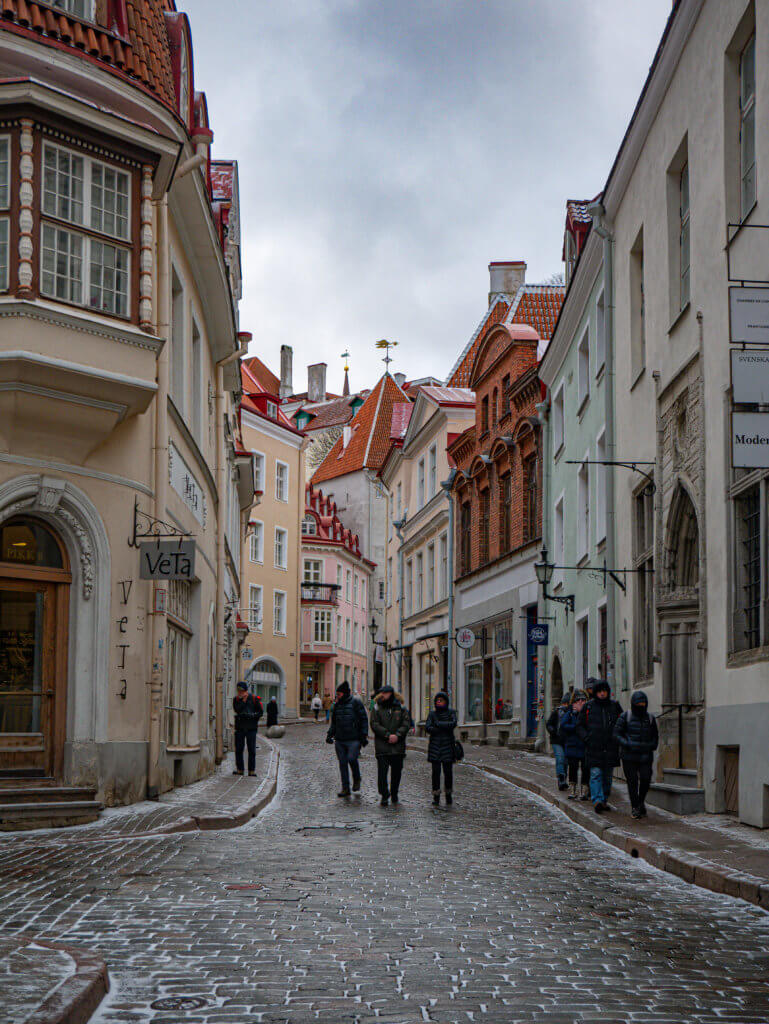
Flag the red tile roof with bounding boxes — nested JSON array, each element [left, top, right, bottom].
[[241, 363, 302, 435], [417, 385, 475, 407], [1, 0, 178, 109], [301, 396, 359, 431], [447, 298, 510, 388], [311, 373, 411, 484], [304, 484, 373, 566], [243, 356, 280, 398], [390, 402, 414, 440]]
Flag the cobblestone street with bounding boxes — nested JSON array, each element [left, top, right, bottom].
[[1, 726, 769, 1024]]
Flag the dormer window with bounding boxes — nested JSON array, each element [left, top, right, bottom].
[[266, 401, 278, 419], [302, 515, 317, 536], [50, 0, 95, 18]]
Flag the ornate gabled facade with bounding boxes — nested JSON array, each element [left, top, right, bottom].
[[0, 2, 252, 818]]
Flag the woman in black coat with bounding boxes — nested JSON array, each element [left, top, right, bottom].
[[425, 691, 457, 806]]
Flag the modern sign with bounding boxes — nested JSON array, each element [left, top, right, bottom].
[[731, 349, 769, 404], [139, 541, 196, 581], [527, 623, 549, 646], [729, 286, 769, 344], [455, 627, 476, 650], [731, 411, 769, 468]]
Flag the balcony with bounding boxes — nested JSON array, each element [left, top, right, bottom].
[[301, 583, 340, 605]]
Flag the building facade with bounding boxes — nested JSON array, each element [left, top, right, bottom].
[[0, 1, 251, 805], [240, 362, 305, 719], [300, 484, 374, 701]]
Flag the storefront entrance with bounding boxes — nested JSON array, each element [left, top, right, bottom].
[[0, 519, 70, 778]]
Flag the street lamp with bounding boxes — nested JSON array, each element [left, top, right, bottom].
[[535, 546, 575, 614], [369, 615, 379, 644]]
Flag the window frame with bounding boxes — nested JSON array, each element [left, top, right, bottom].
[[248, 583, 263, 633], [576, 456, 590, 562], [303, 559, 322, 584], [740, 34, 757, 221], [253, 452, 265, 492], [679, 162, 690, 310], [552, 382, 565, 456], [273, 589, 287, 636], [0, 134, 9, 293], [274, 526, 288, 570], [249, 521, 264, 563], [577, 327, 590, 410], [595, 290, 606, 376], [275, 460, 289, 503], [313, 608, 332, 644], [50, 0, 95, 17]]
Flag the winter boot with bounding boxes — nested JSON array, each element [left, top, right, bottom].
[[568, 783, 577, 800], [432, 790, 441, 806], [445, 790, 453, 806], [580, 784, 590, 801]]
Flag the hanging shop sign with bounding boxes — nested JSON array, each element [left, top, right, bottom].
[[139, 540, 196, 580], [729, 286, 769, 345], [731, 349, 769, 404], [527, 623, 549, 646], [455, 627, 476, 650], [731, 412, 769, 468], [241, 647, 253, 660]]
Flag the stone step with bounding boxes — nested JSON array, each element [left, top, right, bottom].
[[646, 782, 705, 815], [663, 768, 700, 789], [0, 768, 47, 780], [0, 800, 102, 831], [506, 739, 536, 752], [0, 787, 97, 804]]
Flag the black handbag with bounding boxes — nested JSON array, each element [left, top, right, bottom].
[[453, 738, 465, 762]]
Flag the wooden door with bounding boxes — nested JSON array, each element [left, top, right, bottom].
[[723, 747, 739, 816], [0, 581, 58, 776]]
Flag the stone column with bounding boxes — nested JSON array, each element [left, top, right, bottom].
[[18, 119, 34, 296]]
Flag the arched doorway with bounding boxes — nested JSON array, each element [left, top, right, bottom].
[[550, 656, 563, 708], [0, 517, 71, 778], [247, 657, 285, 712]]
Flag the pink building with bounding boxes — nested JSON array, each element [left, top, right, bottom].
[[300, 484, 375, 708]]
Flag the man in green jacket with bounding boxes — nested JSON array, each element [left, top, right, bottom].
[[369, 685, 410, 806]]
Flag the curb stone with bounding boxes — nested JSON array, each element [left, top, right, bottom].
[[21, 942, 108, 1024]]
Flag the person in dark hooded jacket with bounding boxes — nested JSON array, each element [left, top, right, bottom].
[[369, 685, 410, 806], [326, 680, 368, 796], [546, 692, 571, 791], [265, 696, 279, 728], [425, 691, 457, 806], [576, 678, 622, 813], [614, 690, 659, 818]]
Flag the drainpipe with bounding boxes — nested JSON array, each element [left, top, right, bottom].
[[440, 469, 457, 704], [393, 514, 407, 698], [147, 196, 170, 800], [214, 331, 251, 764], [535, 394, 550, 753], [589, 201, 617, 691]]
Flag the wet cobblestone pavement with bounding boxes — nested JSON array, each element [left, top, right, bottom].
[[1, 725, 769, 1023]]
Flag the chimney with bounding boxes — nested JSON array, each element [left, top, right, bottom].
[[279, 345, 293, 399], [342, 424, 352, 449], [307, 363, 327, 403], [488, 261, 526, 304], [393, 372, 406, 388]]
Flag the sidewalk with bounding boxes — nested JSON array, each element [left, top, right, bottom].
[[410, 737, 769, 911]]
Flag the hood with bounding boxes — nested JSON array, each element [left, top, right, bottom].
[[592, 678, 611, 697], [336, 681, 350, 698], [631, 690, 649, 716], [433, 691, 450, 707], [376, 685, 397, 704]]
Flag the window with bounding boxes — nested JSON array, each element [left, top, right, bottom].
[[734, 484, 761, 650], [0, 218, 7, 294], [679, 163, 690, 309], [41, 143, 130, 316], [313, 609, 332, 643], [301, 515, 317, 536], [248, 584, 263, 632], [396, 482, 402, 521], [595, 431, 607, 544], [387, 558, 393, 605], [427, 543, 435, 606], [481, 395, 489, 434], [599, 604, 608, 679], [406, 559, 413, 616], [523, 456, 538, 545], [502, 374, 510, 416], [346, 570, 351, 601], [500, 475, 512, 554], [377, 579, 384, 601], [630, 228, 645, 381], [191, 319, 202, 441], [304, 559, 322, 584], [336, 615, 342, 644], [50, 0, 94, 16], [273, 591, 286, 636], [577, 459, 589, 560], [253, 453, 264, 492], [167, 580, 192, 746], [492, 388, 498, 427], [428, 445, 437, 497], [740, 34, 756, 218], [0, 136, 8, 292], [460, 503, 471, 575], [345, 618, 351, 649], [170, 270, 185, 412], [353, 622, 358, 652], [633, 489, 655, 679], [479, 490, 490, 564], [274, 527, 287, 569], [178, 32, 189, 120], [275, 461, 289, 502], [353, 573, 359, 606], [596, 291, 605, 374], [417, 459, 425, 509], [577, 328, 590, 409], [249, 522, 263, 563], [576, 614, 589, 688], [552, 384, 565, 455], [554, 495, 564, 583], [439, 532, 448, 599], [337, 564, 342, 589], [266, 401, 278, 419], [415, 552, 423, 611]]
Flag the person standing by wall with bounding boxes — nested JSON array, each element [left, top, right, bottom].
[[577, 678, 622, 813], [546, 693, 571, 791], [369, 685, 410, 806], [425, 691, 458, 806], [326, 680, 368, 797], [614, 690, 659, 819], [560, 690, 589, 800], [232, 682, 263, 776]]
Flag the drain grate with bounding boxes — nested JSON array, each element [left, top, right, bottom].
[[150, 996, 208, 1010], [224, 883, 263, 891], [296, 824, 363, 833]]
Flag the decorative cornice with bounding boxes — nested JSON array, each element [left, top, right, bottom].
[[17, 118, 33, 294], [0, 299, 163, 351]]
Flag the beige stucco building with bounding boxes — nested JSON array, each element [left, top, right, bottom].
[[0, 2, 252, 814]]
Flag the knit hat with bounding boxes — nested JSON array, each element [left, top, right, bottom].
[[593, 678, 610, 695], [236, 682, 248, 691], [559, 693, 571, 706], [434, 691, 449, 706]]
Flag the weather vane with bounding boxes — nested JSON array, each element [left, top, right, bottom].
[[375, 339, 398, 370], [341, 349, 350, 372]]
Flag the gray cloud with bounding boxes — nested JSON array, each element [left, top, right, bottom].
[[185, 0, 672, 392]]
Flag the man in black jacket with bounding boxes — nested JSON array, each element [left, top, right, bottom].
[[369, 685, 410, 806], [614, 690, 659, 819], [326, 680, 368, 797], [232, 682, 263, 776], [576, 678, 622, 813]]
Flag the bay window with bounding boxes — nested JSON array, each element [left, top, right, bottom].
[[50, 0, 95, 16]]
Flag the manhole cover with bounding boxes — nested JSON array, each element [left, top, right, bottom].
[[150, 996, 208, 1010], [224, 883, 263, 891]]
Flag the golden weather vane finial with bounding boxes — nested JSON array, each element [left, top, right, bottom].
[[375, 339, 398, 370]]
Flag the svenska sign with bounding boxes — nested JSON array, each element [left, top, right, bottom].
[[139, 541, 196, 581]]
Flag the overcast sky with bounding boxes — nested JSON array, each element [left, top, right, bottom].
[[186, 0, 672, 394]]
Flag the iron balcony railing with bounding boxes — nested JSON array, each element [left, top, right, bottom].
[[300, 583, 340, 604]]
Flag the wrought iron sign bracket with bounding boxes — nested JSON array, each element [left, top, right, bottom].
[[128, 498, 195, 548], [565, 459, 656, 495]]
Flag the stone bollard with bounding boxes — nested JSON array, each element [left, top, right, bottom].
[[266, 725, 285, 739]]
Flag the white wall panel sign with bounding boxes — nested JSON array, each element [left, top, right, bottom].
[[729, 287, 769, 344], [731, 349, 769, 404], [732, 412, 769, 468], [169, 442, 207, 527]]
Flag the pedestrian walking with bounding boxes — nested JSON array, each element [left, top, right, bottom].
[[322, 693, 332, 723], [266, 695, 279, 729], [311, 691, 322, 721], [369, 684, 410, 806], [560, 690, 589, 800], [577, 678, 622, 813], [614, 690, 659, 819], [425, 691, 458, 806], [232, 682, 262, 776], [326, 680, 368, 797], [546, 692, 571, 791]]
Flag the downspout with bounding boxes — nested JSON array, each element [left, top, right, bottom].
[[535, 392, 550, 752], [214, 330, 251, 764], [147, 196, 170, 800], [394, 515, 406, 697], [440, 469, 457, 704]]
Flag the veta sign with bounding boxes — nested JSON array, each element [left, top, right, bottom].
[[731, 412, 769, 468], [139, 541, 196, 581], [729, 286, 769, 344]]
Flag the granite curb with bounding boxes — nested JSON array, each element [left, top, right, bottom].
[[20, 941, 108, 1024]]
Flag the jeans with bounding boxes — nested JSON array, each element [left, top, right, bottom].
[[325, 709, 330, 722], [568, 757, 586, 786], [589, 765, 614, 805], [376, 754, 404, 799], [235, 729, 257, 772], [552, 743, 567, 783], [431, 762, 453, 791], [335, 739, 361, 791], [623, 760, 652, 808]]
